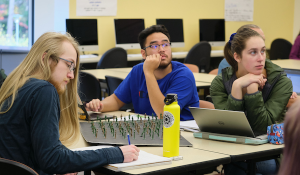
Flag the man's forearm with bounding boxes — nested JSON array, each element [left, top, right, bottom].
[[101, 94, 125, 112], [144, 72, 165, 118]]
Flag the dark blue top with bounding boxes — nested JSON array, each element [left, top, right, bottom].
[[0, 78, 124, 175], [114, 61, 199, 121]]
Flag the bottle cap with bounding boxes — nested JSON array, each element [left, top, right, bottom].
[[164, 94, 178, 105]]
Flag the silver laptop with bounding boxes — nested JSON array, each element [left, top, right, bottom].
[[189, 107, 265, 138], [284, 68, 300, 95]]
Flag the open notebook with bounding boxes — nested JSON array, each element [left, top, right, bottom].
[[71, 146, 172, 172]]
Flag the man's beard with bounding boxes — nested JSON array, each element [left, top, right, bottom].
[[158, 60, 172, 69], [145, 52, 172, 70], [48, 78, 66, 95]]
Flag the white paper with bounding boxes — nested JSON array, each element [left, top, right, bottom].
[[76, 0, 117, 16], [180, 120, 199, 130], [72, 146, 172, 172], [225, 0, 253, 21], [104, 150, 172, 171]]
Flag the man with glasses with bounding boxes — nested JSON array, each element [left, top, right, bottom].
[[87, 25, 199, 121]]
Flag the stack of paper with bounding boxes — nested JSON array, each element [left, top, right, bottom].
[[180, 120, 200, 132]]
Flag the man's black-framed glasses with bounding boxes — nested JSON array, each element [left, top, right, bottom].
[[60, 58, 76, 72], [143, 42, 171, 50]]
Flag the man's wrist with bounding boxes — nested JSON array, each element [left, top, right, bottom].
[[144, 70, 155, 77]]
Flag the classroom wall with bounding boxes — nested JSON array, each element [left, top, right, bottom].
[[34, 0, 69, 41], [2, 0, 297, 75], [69, 0, 295, 55], [293, 0, 300, 41]]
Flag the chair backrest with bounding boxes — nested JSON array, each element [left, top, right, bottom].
[[105, 75, 134, 111], [105, 75, 123, 96], [97, 47, 127, 69], [184, 41, 211, 73], [183, 63, 199, 73], [0, 157, 39, 175], [270, 38, 292, 60], [78, 71, 102, 103], [209, 68, 218, 75]]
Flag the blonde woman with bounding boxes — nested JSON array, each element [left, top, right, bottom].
[[0, 32, 139, 175]]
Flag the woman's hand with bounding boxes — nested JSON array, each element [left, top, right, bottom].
[[119, 145, 140, 162], [232, 73, 267, 99], [235, 73, 266, 89]]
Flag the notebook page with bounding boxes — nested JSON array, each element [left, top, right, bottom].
[[104, 150, 172, 171]]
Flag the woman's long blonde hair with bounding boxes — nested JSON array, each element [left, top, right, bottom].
[[0, 32, 81, 147]]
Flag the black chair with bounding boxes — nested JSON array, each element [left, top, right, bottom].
[[78, 71, 102, 103], [96, 47, 127, 69], [105, 75, 134, 111], [184, 41, 211, 73], [0, 157, 39, 175], [269, 38, 292, 60]]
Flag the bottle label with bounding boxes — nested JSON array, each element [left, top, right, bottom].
[[163, 111, 175, 128]]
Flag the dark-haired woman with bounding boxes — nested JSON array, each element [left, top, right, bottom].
[[210, 28, 292, 174]]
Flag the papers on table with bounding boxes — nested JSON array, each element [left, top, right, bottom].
[[71, 146, 172, 172], [104, 150, 172, 172], [180, 120, 200, 133]]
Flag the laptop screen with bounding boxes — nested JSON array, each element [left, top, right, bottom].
[[284, 69, 300, 95]]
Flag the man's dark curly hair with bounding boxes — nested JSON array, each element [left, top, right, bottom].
[[138, 25, 171, 49]]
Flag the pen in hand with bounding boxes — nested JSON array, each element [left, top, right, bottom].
[[127, 133, 131, 145]]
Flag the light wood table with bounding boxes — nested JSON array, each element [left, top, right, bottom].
[[105, 68, 132, 73], [195, 82, 211, 88], [272, 59, 300, 70], [181, 131, 283, 161], [82, 68, 216, 83], [71, 111, 231, 175], [104, 68, 217, 83], [192, 73, 216, 83], [81, 69, 213, 88], [79, 50, 224, 63], [118, 147, 230, 175], [181, 131, 283, 175], [82, 69, 128, 80]]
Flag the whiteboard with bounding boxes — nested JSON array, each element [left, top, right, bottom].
[[76, 0, 117, 16], [225, 0, 253, 21]]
